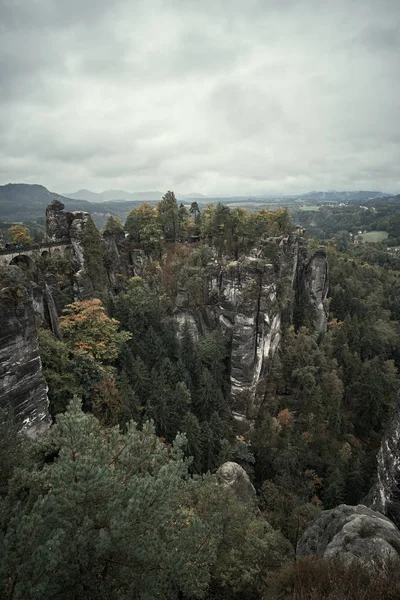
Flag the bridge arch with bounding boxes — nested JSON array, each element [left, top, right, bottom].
[[9, 254, 35, 272]]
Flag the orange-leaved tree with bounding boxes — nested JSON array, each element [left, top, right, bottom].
[[8, 225, 32, 246], [59, 298, 131, 361]]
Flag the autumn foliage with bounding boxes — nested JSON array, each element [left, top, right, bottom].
[[7, 225, 32, 246], [59, 299, 131, 361]]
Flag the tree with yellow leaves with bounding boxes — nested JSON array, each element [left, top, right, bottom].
[[8, 224, 32, 246], [59, 298, 131, 361]]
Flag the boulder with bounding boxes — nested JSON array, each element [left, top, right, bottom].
[[216, 461, 257, 504], [297, 503, 400, 568]]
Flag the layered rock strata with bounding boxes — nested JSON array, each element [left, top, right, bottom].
[[365, 394, 400, 527], [174, 233, 329, 417], [0, 266, 51, 436]]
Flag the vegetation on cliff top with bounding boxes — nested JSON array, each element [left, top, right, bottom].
[[2, 192, 400, 598]]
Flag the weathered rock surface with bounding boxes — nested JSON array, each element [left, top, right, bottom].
[[175, 232, 327, 418], [103, 231, 127, 292], [0, 266, 51, 436], [297, 248, 329, 333], [46, 200, 73, 241], [216, 461, 257, 504], [297, 503, 400, 568], [45, 203, 98, 300], [365, 393, 400, 528], [69, 211, 91, 273]]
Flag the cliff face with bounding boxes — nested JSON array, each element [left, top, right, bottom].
[[0, 266, 51, 436], [1, 202, 330, 434], [365, 395, 400, 527], [46, 199, 73, 241], [46, 201, 97, 299], [295, 247, 329, 334], [174, 232, 328, 419]]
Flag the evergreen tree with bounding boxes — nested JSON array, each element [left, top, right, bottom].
[[82, 217, 109, 295], [323, 466, 346, 508], [180, 322, 201, 393], [195, 368, 224, 422], [0, 400, 217, 599], [166, 382, 191, 441], [158, 191, 179, 242], [181, 412, 203, 473], [201, 420, 220, 473], [125, 203, 163, 255]]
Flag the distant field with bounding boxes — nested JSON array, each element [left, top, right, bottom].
[[359, 231, 389, 242], [226, 202, 268, 208], [298, 205, 320, 212]]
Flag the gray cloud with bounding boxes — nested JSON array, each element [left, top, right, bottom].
[[0, 0, 400, 195]]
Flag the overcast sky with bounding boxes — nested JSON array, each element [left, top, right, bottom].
[[1, 0, 400, 196]]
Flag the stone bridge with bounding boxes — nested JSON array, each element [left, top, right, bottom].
[[0, 239, 71, 269]]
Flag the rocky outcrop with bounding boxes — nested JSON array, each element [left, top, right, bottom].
[[45, 202, 99, 300], [68, 211, 90, 272], [103, 231, 127, 292], [297, 504, 400, 568], [365, 394, 400, 528], [216, 461, 257, 504], [0, 266, 51, 436], [46, 200, 73, 241], [175, 231, 321, 418], [297, 248, 329, 333]]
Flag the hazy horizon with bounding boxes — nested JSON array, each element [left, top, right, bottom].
[[1, 0, 400, 195]]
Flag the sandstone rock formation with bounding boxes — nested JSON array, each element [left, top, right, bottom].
[[365, 393, 400, 528], [296, 248, 329, 333], [297, 503, 400, 568], [216, 461, 257, 504], [0, 266, 51, 436], [45, 202, 99, 299], [175, 233, 328, 418], [46, 200, 73, 241]]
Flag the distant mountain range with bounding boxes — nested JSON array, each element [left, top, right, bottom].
[[65, 189, 206, 203], [0, 183, 397, 229], [0, 184, 207, 228], [0, 184, 140, 226]]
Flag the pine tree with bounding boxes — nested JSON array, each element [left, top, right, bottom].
[[158, 191, 179, 242], [180, 322, 201, 392], [82, 217, 109, 294], [323, 466, 345, 508], [201, 420, 220, 473], [166, 382, 191, 442], [0, 400, 218, 599], [181, 412, 203, 473], [195, 368, 224, 422]]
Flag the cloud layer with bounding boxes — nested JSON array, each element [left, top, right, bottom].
[[1, 0, 400, 195]]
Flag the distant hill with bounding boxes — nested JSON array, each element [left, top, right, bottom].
[[66, 189, 165, 202], [364, 193, 400, 206], [1, 183, 396, 229], [289, 190, 391, 203], [0, 183, 154, 228], [66, 189, 207, 203], [0, 184, 93, 223]]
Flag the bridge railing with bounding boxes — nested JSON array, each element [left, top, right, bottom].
[[0, 238, 71, 256]]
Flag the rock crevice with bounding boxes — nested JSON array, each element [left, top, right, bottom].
[[0, 266, 51, 436]]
